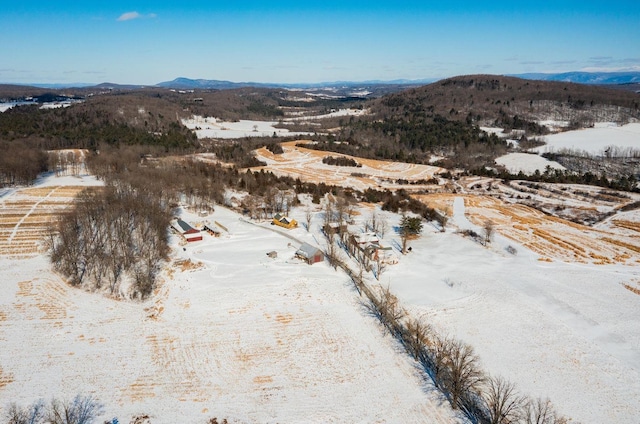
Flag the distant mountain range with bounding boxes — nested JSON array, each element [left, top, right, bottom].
[[7, 71, 640, 91], [155, 77, 438, 90], [511, 71, 640, 85], [155, 73, 640, 90]]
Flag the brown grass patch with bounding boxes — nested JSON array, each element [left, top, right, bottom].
[[173, 259, 204, 272], [275, 313, 293, 325], [613, 220, 640, 233], [0, 366, 15, 389], [602, 237, 640, 253], [622, 283, 640, 296], [123, 377, 157, 402], [253, 375, 274, 384]]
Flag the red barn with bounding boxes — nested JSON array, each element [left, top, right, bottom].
[[172, 219, 203, 242]]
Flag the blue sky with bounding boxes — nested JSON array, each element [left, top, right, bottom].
[[1, 1, 638, 85]]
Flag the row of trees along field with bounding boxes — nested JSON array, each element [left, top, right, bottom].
[[301, 187, 568, 423], [334, 246, 570, 424]]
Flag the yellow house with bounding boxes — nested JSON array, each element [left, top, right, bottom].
[[272, 213, 298, 229]]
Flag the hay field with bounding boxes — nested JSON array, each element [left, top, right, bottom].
[[0, 185, 93, 258], [251, 141, 443, 191], [415, 193, 640, 264]]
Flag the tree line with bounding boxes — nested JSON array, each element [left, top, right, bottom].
[[0, 141, 48, 186]]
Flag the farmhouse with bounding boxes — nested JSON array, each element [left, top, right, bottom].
[[349, 232, 397, 263], [172, 218, 203, 242], [351, 232, 379, 247], [295, 243, 324, 265], [323, 222, 348, 236], [272, 213, 298, 229]]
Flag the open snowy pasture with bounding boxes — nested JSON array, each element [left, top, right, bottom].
[[182, 116, 315, 140], [280, 108, 368, 122], [252, 141, 443, 191], [366, 196, 640, 423], [494, 152, 565, 175], [533, 122, 640, 155], [0, 185, 460, 422]]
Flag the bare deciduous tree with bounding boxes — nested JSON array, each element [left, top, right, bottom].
[[484, 376, 526, 424], [483, 220, 495, 245], [47, 395, 103, 424], [4, 399, 45, 424], [305, 208, 313, 232], [524, 397, 567, 424], [370, 285, 405, 336], [404, 318, 434, 361], [442, 339, 485, 407]]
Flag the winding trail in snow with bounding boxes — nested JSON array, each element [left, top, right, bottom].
[[7, 186, 59, 244]]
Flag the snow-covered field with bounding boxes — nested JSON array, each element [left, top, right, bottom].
[[381, 198, 640, 423], [283, 108, 368, 121], [494, 152, 565, 175], [182, 116, 315, 140], [0, 174, 460, 423], [533, 122, 640, 155]]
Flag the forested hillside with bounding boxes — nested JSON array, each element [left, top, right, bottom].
[[306, 75, 640, 169]]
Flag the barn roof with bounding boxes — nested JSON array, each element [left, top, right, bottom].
[[176, 218, 196, 233], [296, 242, 322, 259]]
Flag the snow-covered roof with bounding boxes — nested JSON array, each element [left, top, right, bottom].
[[353, 232, 379, 244], [296, 242, 322, 259]]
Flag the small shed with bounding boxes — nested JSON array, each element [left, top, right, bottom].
[[172, 218, 203, 242], [295, 243, 324, 265], [203, 224, 221, 237]]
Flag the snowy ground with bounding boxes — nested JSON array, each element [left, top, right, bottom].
[[495, 152, 566, 175], [0, 174, 461, 423], [282, 108, 368, 121], [182, 116, 315, 140], [533, 122, 640, 155], [371, 199, 640, 424]]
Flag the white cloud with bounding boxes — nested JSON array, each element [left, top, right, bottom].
[[117, 11, 156, 22], [117, 11, 141, 21]]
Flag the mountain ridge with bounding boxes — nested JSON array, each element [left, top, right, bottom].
[[3, 71, 640, 91]]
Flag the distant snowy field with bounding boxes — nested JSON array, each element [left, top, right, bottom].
[[493, 122, 640, 174], [534, 122, 640, 155], [495, 152, 565, 175], [182, 116, 315, 139], [182, 109, 365, 139]]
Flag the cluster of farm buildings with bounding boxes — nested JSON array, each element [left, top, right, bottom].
[[171, 212, 397, 268]]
